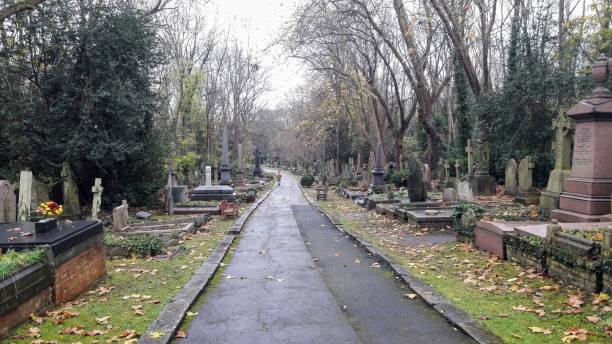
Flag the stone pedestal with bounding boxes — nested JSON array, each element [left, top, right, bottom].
[[552, 54, 612, 222], [369, 170, 385, 194]]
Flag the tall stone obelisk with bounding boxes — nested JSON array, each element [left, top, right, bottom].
[[219, 127, 232, 185]]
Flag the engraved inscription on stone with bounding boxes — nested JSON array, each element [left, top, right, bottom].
[[573, 127, 593, 167]]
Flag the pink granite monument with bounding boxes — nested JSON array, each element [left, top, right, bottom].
[[551, 54, 612, 222]]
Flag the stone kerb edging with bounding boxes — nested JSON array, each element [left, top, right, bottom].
[[297, 184, 503, 344], [139, 185, 277, 344]]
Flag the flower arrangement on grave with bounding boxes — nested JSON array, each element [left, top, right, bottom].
[[36, 201, 63, 218], [34, 201, 63, 233]]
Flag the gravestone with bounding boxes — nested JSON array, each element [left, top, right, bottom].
[[515, 156, 539, 205], [443, 188, 458, 203], [90, 178, 103, 220], [112, 205, 128, 230], [406, 156, 427, 202], [166, 170, 174, 215], [552, 55, 612, 222], [219, 127, 232, 185], [18, 171, 32, 222], [460, 209, 477, 230], [235, 143, 245, 187], [61, 162, 81, 217], [206, 166, 212, 186], [505, 159, 518, 196], [0, 181, 16, 223], [253, 148, 263, 177], [457, 181, 473, 202], [541, 112, 575, 210], [454, 159, 460, 179], [136, 211, 152, 219], [369, 142, 385, 194], [31, 179, 49, 210]]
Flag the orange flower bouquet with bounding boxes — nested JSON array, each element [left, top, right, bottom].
[[34, 201, 63, 233]]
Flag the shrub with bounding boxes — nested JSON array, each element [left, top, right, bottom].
[[0, 248, 47, 279], [389, 170, 409, 188], [105, 233, 163, 257], [300, 175, 315, 187]]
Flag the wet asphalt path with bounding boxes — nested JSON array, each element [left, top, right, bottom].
[[183, 173, 472, 344]]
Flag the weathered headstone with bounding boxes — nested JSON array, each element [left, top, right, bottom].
[[457, 181, 473, 202], [0, 180, 16, 223], [136, 211, 152, 219], [443, 188, 458, 203], [406, 156, 427, 202], [465, 140, 496, 195], [18, 171, 32, 222], [205, 166, 212, 186], [515, 156, 539, 205], [423, 163, 433, 190], [369, 142, 385, 193], [505, 159, 518, 196], [61, 162, 81, 217], [475, 141, 491, 176], [219, 126, 232, 185], [167, 170, 174, 215], [541, 112, 575, 210], [112, 205, 128, 230], [460, 209, 477, 230], [31, 179, 49, 210], [90, 178, 103, 220]]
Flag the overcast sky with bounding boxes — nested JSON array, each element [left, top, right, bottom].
[[208, 0, 307, 108]]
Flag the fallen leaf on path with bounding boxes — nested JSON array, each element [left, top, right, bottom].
[[403, 294, 417, 299], [528, 327, 552, 335]]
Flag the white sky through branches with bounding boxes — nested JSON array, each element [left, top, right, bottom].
[[209, 0, 306, 108]]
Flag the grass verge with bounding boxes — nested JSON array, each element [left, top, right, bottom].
[[0, 248, 46, 280], [308, 189, 612, 344]]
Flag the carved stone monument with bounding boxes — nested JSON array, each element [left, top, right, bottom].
[[552, 54, 612, 222], [61, 162, 81, 217], [90, 178, 103, 220], [219, 127, 232, 185], [369, 142, 385, 194], [253, 148, 263, 177], [505, 159, 518, 196], [0, 181, 16, 223], [465, 141, 496, 195], [540, 112, 575, 210], [515, 156, 539, 205]]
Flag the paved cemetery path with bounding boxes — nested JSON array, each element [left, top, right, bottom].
[[183, 174, 472, 344]]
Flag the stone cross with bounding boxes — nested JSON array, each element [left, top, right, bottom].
[[465, 140, 473, 175], [0, 180, 16, 223], [552, 112, 575, 170], [205, 166, 212, 186], [90, 178, 103, 220], [18, 171, 32, 222], [454, 159, 460, 178], [443, 160, 450, 182]]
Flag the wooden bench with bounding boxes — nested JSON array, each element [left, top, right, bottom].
[[316, 186, 328, 201], [219, 200, 239, 219]]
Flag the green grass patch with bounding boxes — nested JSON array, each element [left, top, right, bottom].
[[316, 195, 612, 343], [1, 218, 229, 344], [0, 248, 46, 280]]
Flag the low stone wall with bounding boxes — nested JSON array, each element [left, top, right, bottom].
[[547, 258, 599, 293], [505, 235, 547, 272], [0, 263, 52, 337]]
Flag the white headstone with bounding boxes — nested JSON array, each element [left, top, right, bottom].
[[112, 205, 128, 230], [90, 178, 103, 220], [205, 166, 212, 186], [457, 181, 473, 202], [18, 171, 32, 222]]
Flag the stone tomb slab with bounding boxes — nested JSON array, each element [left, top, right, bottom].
[[0, 221, 102, 255], [475, 221, 537, 259], [404, 208, 454, 228], [189, 185, 236, 201]]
